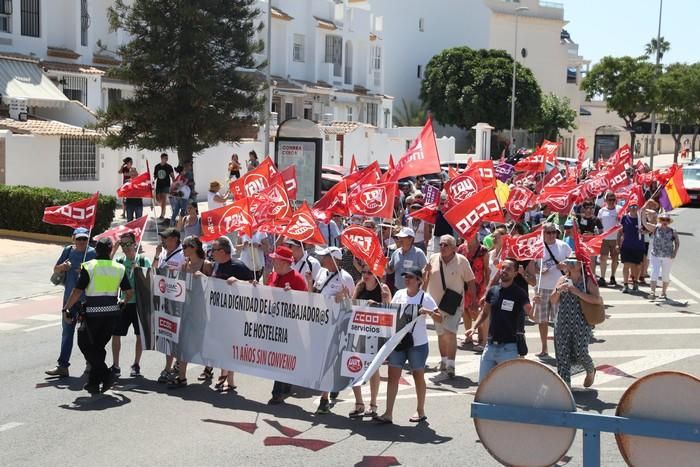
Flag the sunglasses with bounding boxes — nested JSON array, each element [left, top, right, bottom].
[[75, 237, 88, 241], [606, 198, 616, 202], [439, 243, 452, 247], [545, 231, 557, 234], [362, 271, 372, 276], [120, 241, 134, 247]]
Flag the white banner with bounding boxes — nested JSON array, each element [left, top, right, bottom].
[[152, 274, 186, 302]]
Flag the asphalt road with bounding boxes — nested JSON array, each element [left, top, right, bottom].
[[1, 205, 699, 466]]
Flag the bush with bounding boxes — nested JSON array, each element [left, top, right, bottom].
[[0, 186, 116, 236]]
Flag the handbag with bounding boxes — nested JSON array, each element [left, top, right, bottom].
[[438, 260, 463, 315], [50, 246, 73, 286], [515, 297, 528, 356], [395, 293, 424, 351], [580, 298, 605, 326]]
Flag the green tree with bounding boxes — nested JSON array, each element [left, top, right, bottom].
[[531, 93, 577, 143], [581, 56, 658, 153], [392, 98, 427, 127], [96, 0, 264, 167], [657, 63, 700, 163], [420, 47, 542, 131], [644, 37, 671, 61]]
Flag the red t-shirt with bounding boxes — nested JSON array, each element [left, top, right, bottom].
[[268, 269, 308, 291]]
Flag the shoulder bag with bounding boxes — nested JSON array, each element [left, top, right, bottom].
[[579, 277, 605, 325], [544, 242, 566, 276], [395, 292, 424, 351], [438, 260, 463, 315], [50, 246, 73, 286]]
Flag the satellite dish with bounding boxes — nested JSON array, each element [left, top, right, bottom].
[[616, 371, 700, 467], [521, 48, 528, 58], [474, 359, 576, 466]]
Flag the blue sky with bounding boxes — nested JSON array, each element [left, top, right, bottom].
[[560, 0, 698, 66]]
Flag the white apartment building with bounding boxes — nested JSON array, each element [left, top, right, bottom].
[[369, 0, 594, 157]]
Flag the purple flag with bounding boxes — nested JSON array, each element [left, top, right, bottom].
[[495, 162, 515, 182], [422, 183, 440, 205], [658, 188, 673, 211]]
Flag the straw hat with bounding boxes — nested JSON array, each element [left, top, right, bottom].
[[209, 180, 221, 191]]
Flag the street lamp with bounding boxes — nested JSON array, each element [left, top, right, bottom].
[[509, 6, 528, 156], [648, 0, 663, 170], [264, 0, 272, 157]]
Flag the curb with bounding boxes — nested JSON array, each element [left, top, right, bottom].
[[0, 229, 72, 244]]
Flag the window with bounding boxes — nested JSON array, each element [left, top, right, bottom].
[[416, 65, 422, 79], [293, 34, 305, 62], [80, 0, 90, 47], [0, 0, 12, 33], [303, 107, 312, 120], [566, 67, 577, 84], [21, 0, 40, 37], [366, 103, 378, 126], [324, 35, 342, 77], [284, 102, 293, 120], [107, 88, 122, 111], [370, 46, 382, 71], [418, 17, 424, 32], [346, 106, 353, 122], [60, 137, 98, 182], [60, 76, 88, 105]]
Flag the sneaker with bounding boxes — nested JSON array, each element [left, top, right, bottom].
[[649, 293, 656, 300], [622, 285, 630, 294], [83, 383, 101, 394], [316, 398, 331, 414], [330, 391, 339, 401], [130, 364, 141, 377], [45, 366, 69, 377], [446, 366, 455, 378], [597, 277, 607, 287], [268, 395, 285, 405], [438, 361, 447, 373], [632, 283, 639, 292], [102, 372, 116, 393], [609, 276, 617, 287], [110, 365, 121, 376]]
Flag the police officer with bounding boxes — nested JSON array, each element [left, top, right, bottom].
[[62, 238, 132, 394]]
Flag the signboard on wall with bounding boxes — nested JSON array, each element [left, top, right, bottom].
[[275, 118, 323, 203]]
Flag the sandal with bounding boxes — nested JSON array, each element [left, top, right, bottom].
[[364, 404, 378, 418], [349, 404, 366, 419], [168, 377, 187, 389], [217, 383, 237, 392], [214, 375, 227, 390], [198, 367, 214, 381], [409, 414, 427, 423], [372, 415, 393, 425]]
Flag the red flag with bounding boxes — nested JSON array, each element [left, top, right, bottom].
[[501, 227, 544, 261], [447, 165, 460, 180], [93, 215, 149, 245], [654, 165, 677, 185], [229, 157, 279, 198], [584, 226, 623, 256], [576, 137, 588, 163], [539, 168, 568, 190], [282, 202, 326, 245], [386, 118, 441, 181], [535, 186, 577, 214], [408, 203, 438, 224], [505, 186, 535, 220], [345, 161, 382, 193], [200, 197, 253, 241], [515, 140, 559, 172], [566, 164, 580, 181], [444, 171, 485, 207], [249, 180, 292, 228], [117, 171, 152, 198], [579, 174, 611, 201], [340, 226, 387, 277], [605, 162, 630, 191], [278, 165, 298, 199], [42, 193, 99, 229], [512, 172, 537, 187], [606, 144, 632, 169], [347, 182, 397, 219], [444, 187, 504, 240], [467, 160, 497, 187], [312, 179, 349, 219], [616, 184, 645, 218], [350, 154, 358, 174]]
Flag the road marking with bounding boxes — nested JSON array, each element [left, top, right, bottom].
[[598, 287, 678, 293], [0, 322, 24, 331], [28, 295, 58, 302], [607, 312, 700, 319], [0, 303, 14, 309], [23, 322, 60, 333], [670, 273, 700, 301], [427, 328, 700, 341], [603, 299, 697, 305], [0, 422, 24, 432], [26, 314, 62, 322]]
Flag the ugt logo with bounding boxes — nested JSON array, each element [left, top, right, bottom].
[[450, 177, 478, 202], [287, 214, 315, 240], [346, 234, 373, 257], [360, 187, 386, 214], [244, 174, 268, 196], [455, 200, 500, 235]]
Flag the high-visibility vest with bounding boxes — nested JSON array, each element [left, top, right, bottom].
[[82, 259, 126, 314]]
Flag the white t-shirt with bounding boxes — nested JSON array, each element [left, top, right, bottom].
[[207, 191, 225, 211], [292, 253, 321, 284], [391, 289, 438, 347], [239, 233, 266, 271], [539, 240, 572, 290], [157, 246, 186, 271], [315, 268, 356, 298], [598, 205, 621, 239]]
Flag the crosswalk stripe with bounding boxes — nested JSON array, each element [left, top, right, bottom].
[[0, 322, 24, 331], [598, 287, 678, 293], [0, 422, 24, 432], [22, 322, 60, 332], [606, 312, 700, 319], [25, 314, 62, 322], [427, 328, 700, 342], [602, 299, 697, 305]]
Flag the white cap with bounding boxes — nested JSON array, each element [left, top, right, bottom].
[[395, 227, 415, 238], [314, 246, 343, 259]]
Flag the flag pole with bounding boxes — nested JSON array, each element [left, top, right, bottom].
[[146, 160, 160, 238], [83, 192, 99, 264]]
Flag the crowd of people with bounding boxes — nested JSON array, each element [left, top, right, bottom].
[[48, 152, 684, 425]]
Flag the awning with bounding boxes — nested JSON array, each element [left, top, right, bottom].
[[0, 57, 69, 108], [579, 106, 592, 116]]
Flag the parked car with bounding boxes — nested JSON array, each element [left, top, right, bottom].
[[682, 163, 700, 204]]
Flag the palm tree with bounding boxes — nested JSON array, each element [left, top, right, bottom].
[[392, 98, 427, 127], [644, 37, 671, 61]]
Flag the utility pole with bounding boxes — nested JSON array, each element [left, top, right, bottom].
[[264, 1, 272, 157], [649, 0, 663, 170], [509, 6, 528, 156]]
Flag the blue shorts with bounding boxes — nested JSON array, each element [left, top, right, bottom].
[[388, 343, 429, 371]]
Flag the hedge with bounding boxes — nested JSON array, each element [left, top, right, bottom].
[[0, 185, 116, 236]]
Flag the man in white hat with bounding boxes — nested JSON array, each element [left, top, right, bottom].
[[284, 239, 321, 290], [386, 227, 428, 291]]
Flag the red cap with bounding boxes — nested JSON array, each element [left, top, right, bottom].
[[269, 246, 294, 263]]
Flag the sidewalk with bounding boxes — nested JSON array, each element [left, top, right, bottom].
[[637, 151, 696, 168]]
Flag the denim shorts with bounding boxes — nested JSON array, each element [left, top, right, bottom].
[[388, 343, 429, 371]]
